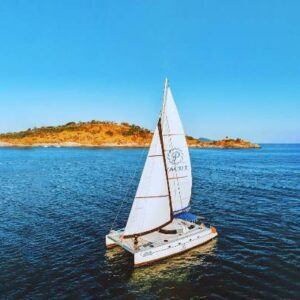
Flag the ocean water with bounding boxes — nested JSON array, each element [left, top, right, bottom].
[[0, 145, 299, 299]]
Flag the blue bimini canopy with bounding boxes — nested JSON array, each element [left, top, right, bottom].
[[175, 212, 198, 222]]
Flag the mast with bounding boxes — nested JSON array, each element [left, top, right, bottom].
[[161, 78, 168, 120], [159, 78, 174, 221]]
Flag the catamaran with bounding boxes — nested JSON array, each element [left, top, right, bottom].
[[106, 79, 218, 267]]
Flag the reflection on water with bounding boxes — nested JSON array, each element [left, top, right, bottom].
[[105, 246, 132, 266], [129, 239, 218, 286]]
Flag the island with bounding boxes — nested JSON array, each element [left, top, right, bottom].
[[0, 121, 260, 149]]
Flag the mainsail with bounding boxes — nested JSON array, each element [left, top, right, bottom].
[[161, 81, 192, 213], [123, 79, 192, 238], [123, 126, 172, 238]]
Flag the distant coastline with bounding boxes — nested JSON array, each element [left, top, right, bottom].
[[0, 121, 260, 149]]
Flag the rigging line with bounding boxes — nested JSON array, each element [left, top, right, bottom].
[[136, 80, 169, 235], [110, 143, 148, 232], [160, 79, 174, 220], [110, 118, 159, 232]]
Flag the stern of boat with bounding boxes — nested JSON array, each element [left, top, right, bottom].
[[106, 233, 117, 249]]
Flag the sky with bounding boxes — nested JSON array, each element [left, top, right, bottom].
[[0, 0, 299, 143]]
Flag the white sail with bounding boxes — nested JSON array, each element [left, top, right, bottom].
[[124, 126, 172, 237], [161, 81, 192, 213]]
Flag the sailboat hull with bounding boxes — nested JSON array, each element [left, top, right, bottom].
[[106, 219, 218, 267], [133, 227, 217, 267]]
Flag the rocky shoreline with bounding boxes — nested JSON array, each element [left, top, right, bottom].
[[0, 141, 260, 149], [0, 121, 260, 149]]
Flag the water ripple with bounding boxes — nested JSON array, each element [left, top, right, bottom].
[[0, 145, 299, 299]]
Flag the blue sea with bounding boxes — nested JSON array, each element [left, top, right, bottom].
[[0, 145, 299, 299]]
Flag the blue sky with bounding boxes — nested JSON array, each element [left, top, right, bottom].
[[0, 0, 299, 143]]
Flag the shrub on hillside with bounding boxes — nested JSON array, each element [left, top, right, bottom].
[[65, 122, 76, 126], [122, 124, 150, 137], [105, 130, 114, 137]]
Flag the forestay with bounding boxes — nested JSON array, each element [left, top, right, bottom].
[[161, 83, 192, 213], [123, 127, 172, 237]]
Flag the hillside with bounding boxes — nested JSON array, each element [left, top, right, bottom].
[[0, 121, 260, 149]]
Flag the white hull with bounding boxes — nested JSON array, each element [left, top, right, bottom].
[[106, 219, 218, 267], [134, 227, 217, 266]]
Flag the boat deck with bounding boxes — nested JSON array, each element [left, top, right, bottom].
[[107, 218, 209, 253]]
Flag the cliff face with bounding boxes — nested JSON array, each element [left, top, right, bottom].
[[0, 121, 260, 149]]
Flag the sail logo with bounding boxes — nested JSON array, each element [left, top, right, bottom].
[[167, 148, 183, 165]]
